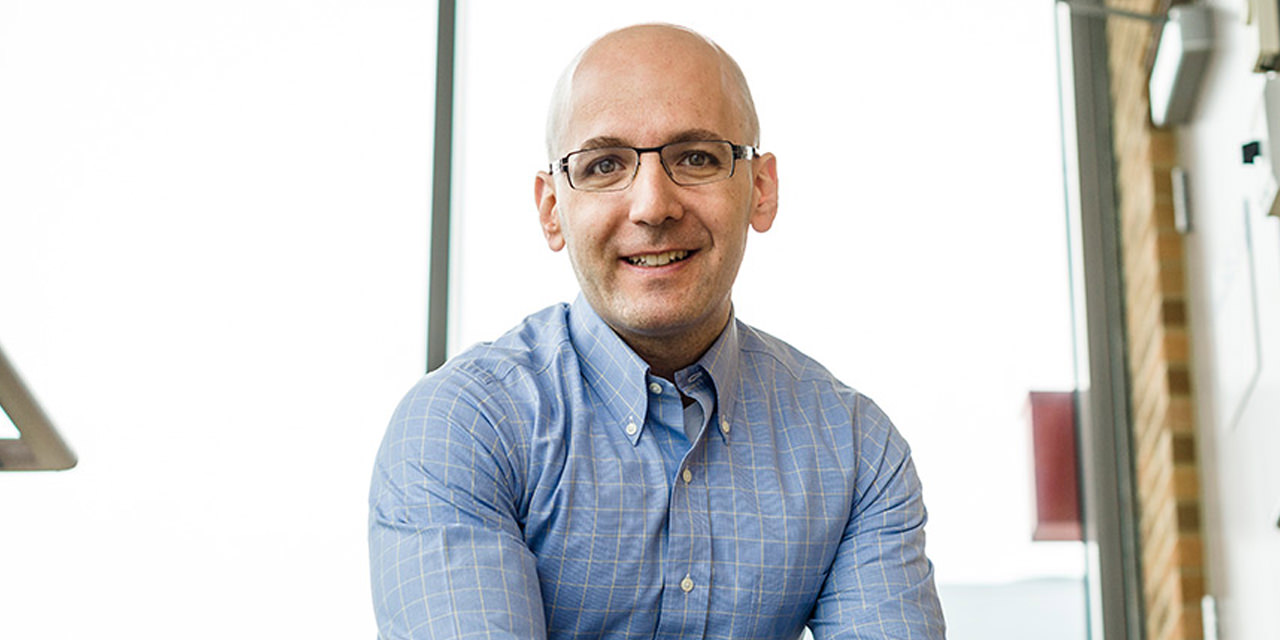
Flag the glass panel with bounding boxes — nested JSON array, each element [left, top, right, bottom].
[[451, 3, 1089, 638]]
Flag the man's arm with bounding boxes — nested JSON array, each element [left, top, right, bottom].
[[369, 369, 546, 640], [807, 398, 946, 640]]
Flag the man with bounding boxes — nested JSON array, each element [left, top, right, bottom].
[[370, 23, 944, 639]]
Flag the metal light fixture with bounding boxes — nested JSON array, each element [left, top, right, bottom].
[[0, 343, 76, 471], [1149, 5, 1214, 127]]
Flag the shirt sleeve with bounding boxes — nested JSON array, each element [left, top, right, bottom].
[[368, 367, 546, 640], [807, 396, 946, 639]]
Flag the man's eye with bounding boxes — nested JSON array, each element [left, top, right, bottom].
[[678, 151, 719, 167], [588, 157, 622, 175]]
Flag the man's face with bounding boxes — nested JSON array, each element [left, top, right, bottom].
[[535, 28, 778, 355]]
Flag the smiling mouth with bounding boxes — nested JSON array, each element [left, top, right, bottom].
[[625, 250, 691, 267]]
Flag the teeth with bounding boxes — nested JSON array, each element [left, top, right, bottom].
[[627, 250, 689, 267]]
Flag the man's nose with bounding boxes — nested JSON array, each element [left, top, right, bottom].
[[627, 152, 684, 226]]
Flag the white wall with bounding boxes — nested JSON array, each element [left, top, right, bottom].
[[0, 3, 434, 637], [1178, 2, 1280, 638]]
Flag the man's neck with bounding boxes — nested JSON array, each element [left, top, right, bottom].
[[612, 312, 730, 382]]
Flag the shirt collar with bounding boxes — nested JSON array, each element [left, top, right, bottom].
[[568, 295, 742, 446], [688, 311, 740, 444], [568, 295, 649, 444]]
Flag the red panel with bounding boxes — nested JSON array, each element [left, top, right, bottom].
[[1029, 391, 1082, 541]]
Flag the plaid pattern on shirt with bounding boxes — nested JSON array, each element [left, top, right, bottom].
[[369, 297, 945, 639]]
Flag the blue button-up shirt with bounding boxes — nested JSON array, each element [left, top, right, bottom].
[[369, 298, 944, 639]]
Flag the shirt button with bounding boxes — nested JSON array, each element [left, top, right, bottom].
[[680, 575, 695, 592], [648, 382, 662, 394], [681, 468, 693, 484], [720, 418, 731, 434], [625, 421, 638, 436]]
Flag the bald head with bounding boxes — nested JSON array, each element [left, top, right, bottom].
[[544, 24, 760, 161]]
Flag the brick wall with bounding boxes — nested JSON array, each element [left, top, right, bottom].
[[1103, 2, 1205, 639]]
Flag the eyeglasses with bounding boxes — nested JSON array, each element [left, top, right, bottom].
[[551, 140, 759, 192]]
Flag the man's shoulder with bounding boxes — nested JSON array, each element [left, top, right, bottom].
[[444, 302, 575, 383], [735, 320, 903, 453], [735, 319, 850, 390], [389, 303, 576, 431]]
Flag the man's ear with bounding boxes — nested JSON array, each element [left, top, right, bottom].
[[535, 171, 565, 251], [749, 152, 778, 233]]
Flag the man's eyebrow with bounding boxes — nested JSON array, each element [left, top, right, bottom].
[[667, 129, 725, 144], [575, 129, 729, 151], [577, 136, 629, 150]]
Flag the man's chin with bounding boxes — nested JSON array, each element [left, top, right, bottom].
[[610, 304, 728, 342]]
